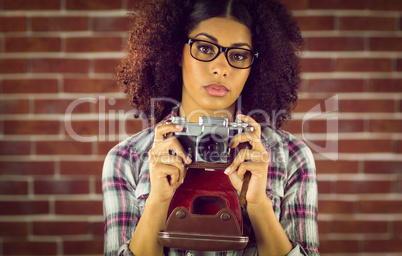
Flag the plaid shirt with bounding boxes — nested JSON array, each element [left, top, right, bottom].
[[102, 107, 319, 256]]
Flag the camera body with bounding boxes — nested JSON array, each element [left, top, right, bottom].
[[171, 116, 250, 169]]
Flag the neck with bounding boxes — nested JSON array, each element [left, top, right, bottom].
[[179, 102, 236, 122]]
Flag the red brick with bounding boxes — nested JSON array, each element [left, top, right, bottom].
[[63, 78, 118, 93], [303, 119, 364, 133], [0, 181, 28, 195], [311, 0, 367, 9], [4, 120, 60, 135], [369, 79, 402, 92], [5, 37, 61, 52], [398, 58, 402, 71], [66, 0, 122, 10], [31, 17, 88, 31], [359, 200, 402, 213], [333, 220, 388, 233], [0, 17, 26, 32], [337, 58, 393, 72], [0, 161, 55, 175], [370, 120, 402, 133], [315, 160, 359, 174], [93, 58, 120, 73], [365, 239, 402, 252], [340, 17, 396, 31], [34, 179, 90, 194], [65, 37, 122, 52], [319, 200, 355, 214], [95, 178, 102, 195], [0, 141, 30, 155], [60, 161, 104, 175], [339, 139, 393, 153], [3, 0, 60, 10], [0, 222, 28, 236], [395, 221, 402, 238], [338, 120, 365, 133], [64, 120, 100, 136], [0, 201, 49, 215], [308, 79, 365, 92], [397, 140, 402, 153], [295, 16, 335, 31], [336, 180, 393, 194], [318, 181, 332, 194], [33, 221, 90, 235], [370, 37, 402, 51], [364, 161, 402, 174], [369, 0, 402, 10], [284, 120, 303, 134], [63, 240, 103, 255], [2, 79, 59, 94], [294, 98, 330, 113], [0, 59, 28, 73], [0, 99, 29, 114], [97, 141, 118, 155], [300, 58, 333, 72], [339, 100, 395, 113], [34, 99, 91, 114], [32, 58, 89, 73], [95, 98, 135, 114], [35, 141, 92, 155], [3, 241, 57, 255], [319, 239, 360, 253], [307, 37, 365, 51], [318, 220, 330, 234], [55, 200, 102, 215], [93, 17, 130, 31]]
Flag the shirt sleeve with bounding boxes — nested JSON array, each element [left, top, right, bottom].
[[102, 145, 140, 256], [281, 138, 320, 255]]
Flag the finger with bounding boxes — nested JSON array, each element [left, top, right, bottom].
[[237, 114, 261, 134], [230, 114, 261, 148], [158, 155, 187, 183], [152, 163, 181, 186], [164, 137, 192, 165], [154, 123, 183, 145], [237, 162, 262, 180], [224, 149, 266, 175]]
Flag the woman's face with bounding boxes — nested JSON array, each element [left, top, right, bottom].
[[180, 17, 253, 119]]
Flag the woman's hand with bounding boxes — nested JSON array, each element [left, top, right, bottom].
[[224, 114, 269, 205], [148, 122, 192, 203]]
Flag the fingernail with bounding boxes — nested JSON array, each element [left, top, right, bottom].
[[186, 154, 192, 164], [224, 167, 231, 175], [180, 178, 184, 184], [228, 140, 234, 148], [175, 125, 183, 130]]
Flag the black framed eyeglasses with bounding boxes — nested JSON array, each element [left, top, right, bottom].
[[187, 38, 259, 69]]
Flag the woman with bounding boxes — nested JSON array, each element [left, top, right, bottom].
[[103, 0, 319, 255]]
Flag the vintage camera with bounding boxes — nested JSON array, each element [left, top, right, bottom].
[[171, 116, 251, 169], [158, 116, 252, 251]]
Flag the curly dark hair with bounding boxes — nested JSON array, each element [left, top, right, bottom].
[[116, 0, 303, 129]]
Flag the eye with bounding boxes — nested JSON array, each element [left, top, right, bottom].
[[198, 44, 215, 55], [229, 51, 249, 62]]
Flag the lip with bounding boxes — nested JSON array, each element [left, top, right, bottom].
[[204, 83, 229, 97]]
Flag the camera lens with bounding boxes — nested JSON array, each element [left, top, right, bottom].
[[198, 134, 227, 162]]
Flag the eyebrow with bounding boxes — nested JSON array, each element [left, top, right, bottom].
[[194, 33, 252, 49]]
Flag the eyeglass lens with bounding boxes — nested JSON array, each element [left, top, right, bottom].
[[190, 40, 255, 69]]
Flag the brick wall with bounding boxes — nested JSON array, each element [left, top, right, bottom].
[[0, 0, 401, 255]]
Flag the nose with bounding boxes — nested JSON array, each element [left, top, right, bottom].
[[210, 52, 229, 77]]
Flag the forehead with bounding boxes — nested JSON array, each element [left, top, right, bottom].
[[188, 17, 252, 46]]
